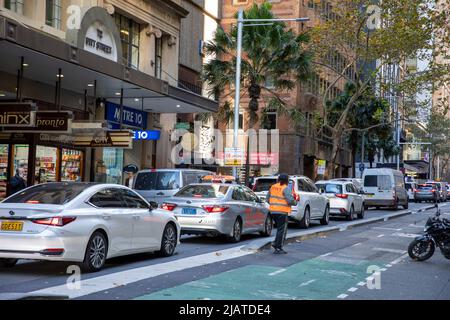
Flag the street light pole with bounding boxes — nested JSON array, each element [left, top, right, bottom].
[[232, 9, 244, 179], [231, 9, 310, 179]]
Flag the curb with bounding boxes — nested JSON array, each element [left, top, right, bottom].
[[242, 204, 437, 252]]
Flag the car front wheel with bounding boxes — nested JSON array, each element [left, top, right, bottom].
[[159, 223, 177, 257], [260, 214, 273, 237], [320, 205, 330, 225], [81, 231, 108, 273]]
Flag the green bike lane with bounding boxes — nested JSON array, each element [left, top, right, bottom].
[[135, 213, 426, 300]]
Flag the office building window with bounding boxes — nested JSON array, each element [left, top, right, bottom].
[[155, 37, 163, 79], [4, 0, 23, 14], [262, 112, 277, 130], [114, 13, 140, 70], [45, 0, 62, 30]]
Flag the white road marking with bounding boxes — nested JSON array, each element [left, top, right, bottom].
[[351, 242, 362, 247], [390, 253, 409, 265], [30, 246, 252, 299], [319, 252, 333, 257], [377, 234, 385, 238], [357, 282, 366, 286], [380, 268, 387, 271], [299, 279, 316, 287], [337, 294, 348, 299], [372, 247, 407, 254], [373, 227, 402, 231], [385, 264, 392, 268], [391, 232, 421, 238], [408, 224, 424, 228], [268, 268, 287, 276], [348, 287, 358, 292]]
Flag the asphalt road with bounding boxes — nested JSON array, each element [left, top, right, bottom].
[[0, 202, 447, 300]]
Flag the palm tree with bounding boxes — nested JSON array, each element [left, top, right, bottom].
[[202, 1, 312, 184]]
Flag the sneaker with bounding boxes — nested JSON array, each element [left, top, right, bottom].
[[278, 249, 288, 254]]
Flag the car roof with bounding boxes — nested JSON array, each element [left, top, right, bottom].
[[316, 180, 348, 185], [137, 169, 212, 173], [184, 183, 238, 187], [254, 175, 309, 180]]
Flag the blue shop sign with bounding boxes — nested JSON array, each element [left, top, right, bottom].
[[106, 102, 148, 129], [133, 130, 160, 140]]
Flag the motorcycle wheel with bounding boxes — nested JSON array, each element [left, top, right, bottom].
[[408, 239, 435, 261]]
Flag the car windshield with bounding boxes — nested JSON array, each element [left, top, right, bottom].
[[134, 171, 180, 190], [316, 183, 343, 194], [3, 183, 89, 205], [175, 185, 229, 199]]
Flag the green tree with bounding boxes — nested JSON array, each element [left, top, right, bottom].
[[202, 1, 312, 183], [309, 0, 450, 178]]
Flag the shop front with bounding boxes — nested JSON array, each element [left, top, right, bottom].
[[0, 132, 85, 199]]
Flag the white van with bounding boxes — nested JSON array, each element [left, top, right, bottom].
[[362, 168, 408, 210], [133, 169, 213, 204]]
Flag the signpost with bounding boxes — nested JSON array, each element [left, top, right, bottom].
[[317, 159, 326, 175], [224, 147, 244, 166]]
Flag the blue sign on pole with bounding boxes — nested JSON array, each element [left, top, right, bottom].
[[105, 102, 148, 129], [133, 130, 160, 140]]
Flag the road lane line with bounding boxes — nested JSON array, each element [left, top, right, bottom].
[[357, 282, 366, 286], [391, 232, 421, 238], [351, 242, 362, 247], [372, 247, 407, 254], [337, 294, 348, 299], [377, 234, 385, 238], [372, 227, 402, 231], [268, 269, 287, 276], [390, 253, 408, 265], [348, 287, 358, 292], [319, 252, 332, 257], [30, 246, 252, 299], [299, 279, 316, 287]]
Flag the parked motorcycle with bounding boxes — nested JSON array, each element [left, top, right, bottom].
[[408, 204, 450, 261]]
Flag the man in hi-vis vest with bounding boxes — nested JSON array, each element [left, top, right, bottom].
[[266, 174, 298, 254]]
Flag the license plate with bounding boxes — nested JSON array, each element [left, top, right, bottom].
[[365, 194, 374, 198], [182, 208, 197, 215], [1, 221, 23, 232]]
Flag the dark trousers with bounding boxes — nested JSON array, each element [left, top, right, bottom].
[[272, 213, 288, 249]]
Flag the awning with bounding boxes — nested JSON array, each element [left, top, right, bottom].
[[0, 15, 217, 114]]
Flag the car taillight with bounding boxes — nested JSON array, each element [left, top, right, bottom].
[[32, 217, 76, 227], [413, 189, 418, 193], [202, 205, 229, 213], [335, 194, 348, 199], [161, 203, 177, 211], [252, 183, 256, 191]]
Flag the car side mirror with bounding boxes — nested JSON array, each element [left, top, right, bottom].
[[149, 201, 159, 210], [359, 190, 365, 195]]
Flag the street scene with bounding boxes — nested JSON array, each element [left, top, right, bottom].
[[0, 0, 450, 306]]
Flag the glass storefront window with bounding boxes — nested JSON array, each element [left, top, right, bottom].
[[35, 145, 57, 184], [99, 148, 123, 184], [0, 145, 8, 199], [61, 149, 83, 182], [12, 144, 29, 183]]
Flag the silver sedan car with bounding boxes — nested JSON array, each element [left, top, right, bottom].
[[161, 183, 273, 242], [0, 183, 180, 272]]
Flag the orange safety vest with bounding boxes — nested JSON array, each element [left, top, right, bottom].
[[268, 183, 292, 214]]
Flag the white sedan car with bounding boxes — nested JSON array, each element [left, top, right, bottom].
[[253, 175, 330, 228], [0, 183, 180, 272], [315, 180, 365, 220]]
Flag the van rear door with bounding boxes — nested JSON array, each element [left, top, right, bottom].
[[363, 174, 393, 201]]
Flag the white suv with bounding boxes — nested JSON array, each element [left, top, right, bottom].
[[252, 175, 330, 228], [316, 180, 365, 221]]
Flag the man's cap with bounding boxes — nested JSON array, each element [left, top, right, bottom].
[[278, 173, 289, 181]]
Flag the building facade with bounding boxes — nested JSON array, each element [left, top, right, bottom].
[[220, 0, 352, 180], [0, 0, 217, 198]]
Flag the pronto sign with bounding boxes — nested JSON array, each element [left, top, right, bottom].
[[4, 111, 72, 133]]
